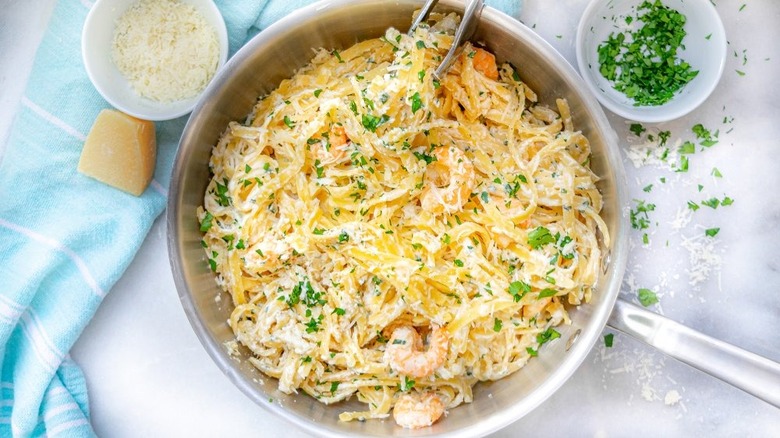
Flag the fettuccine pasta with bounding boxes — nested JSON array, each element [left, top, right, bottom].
[[198, 13, 608, 428]]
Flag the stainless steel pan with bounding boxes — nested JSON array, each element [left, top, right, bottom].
[[166, 1, 780, 436]]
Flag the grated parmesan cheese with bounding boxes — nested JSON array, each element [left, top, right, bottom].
[[112, 0, 220, 102]]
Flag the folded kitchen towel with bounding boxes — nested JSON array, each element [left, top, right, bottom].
[[0, 0, 521, 436]]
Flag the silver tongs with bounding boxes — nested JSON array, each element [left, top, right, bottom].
[[409, 0, 486, 79]]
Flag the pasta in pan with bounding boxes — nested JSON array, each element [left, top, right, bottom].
[[198, 13, 608, 429]]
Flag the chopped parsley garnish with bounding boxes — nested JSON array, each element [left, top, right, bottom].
[[314, 89, 323, 98], [418, 69, 425, 83], [701, 197, 720, 209], [678, 141, 695, 154], [637, 288, 659, 307], [711, 167, 723, 178], [597, 0, 699, 106], [235, 239, 245, 250], [413, 151, 436, 164], [338, 231, 350, 243], [629, 123, 646, 136], [332, 307, 346, 316], [313, 228, 325, 235], [687, 200, 700, 211], [528, 226, 555, 250], [526, 347, 538, 356], [305, 314, 324, 333], [692, 123, 718, 147], [284, 282, 302, 307], [630, 200, 655, 230], [721, 196, 734, 206], [283, 115, 295, 128], [400, 375, 415, 391], [493, 318, 503, 332], [538, 288, 557, 299], [200, 211, 214, 232], [314, 159, 324, 178], [331, 49, 344, 63], [604, 333, 614, 348], [705, 227, 720, 237], [361, 114, 390, 132], [330, 381, 340, 393], [454, 259, 464, 267], [537, 327, 560, 345], [214, 179, 231, 207], [410, 92, 423, 114], [416, 40, 426, 49], [676, 155, 689, 172], [508, 280, 531, 302]]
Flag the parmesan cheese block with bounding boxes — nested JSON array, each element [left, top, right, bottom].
[[78, 109, 156, 196]]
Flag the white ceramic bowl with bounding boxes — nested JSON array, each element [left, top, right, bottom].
[[82, 0, 228, 121], [575, 0, 727, 123]]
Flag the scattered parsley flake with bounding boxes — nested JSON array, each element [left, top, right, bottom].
[[637, 288, 659, 307], [508, 280, 531, 302], [629, 123, 646, 136], [604, 333, 614, 348], [200, 211, 214, 232], [537, 328, 560, 345], [410, 92, 423, 114], [701, 197, 720, 209], [528, 226, 555, 250], [705, 228, 720, 237]]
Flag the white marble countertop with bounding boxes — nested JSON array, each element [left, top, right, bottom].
[[2, 0, 778, 436]]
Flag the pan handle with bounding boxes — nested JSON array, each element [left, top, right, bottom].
[[607, 298, 780, 408]]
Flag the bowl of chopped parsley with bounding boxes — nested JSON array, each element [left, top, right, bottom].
[[575, 0, 726, 122]]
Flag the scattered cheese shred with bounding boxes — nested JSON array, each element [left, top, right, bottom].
[[112, 0, 220, 102]]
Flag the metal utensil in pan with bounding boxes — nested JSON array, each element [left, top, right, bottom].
[[167, 1, 780, 437], [410, 0, 485, 78]]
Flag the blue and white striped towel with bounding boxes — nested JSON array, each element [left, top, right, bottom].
[[0, 0, 521, 436]]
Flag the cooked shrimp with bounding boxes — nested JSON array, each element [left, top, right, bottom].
[[469, 47, 498, 80], [311, 125, 349, 164], [393, 392, 446, 429], [420, 146, 477, 214], [384, 325, 449, 378]]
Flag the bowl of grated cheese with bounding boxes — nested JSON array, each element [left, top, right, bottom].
[[82, 0, 228, 121]]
